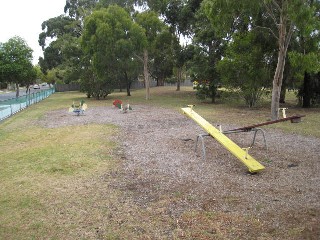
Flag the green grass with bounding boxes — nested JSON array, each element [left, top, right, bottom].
[[0, 92, 119, 239], [0, 86, 318, 239]]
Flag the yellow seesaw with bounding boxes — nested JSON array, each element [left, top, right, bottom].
[[181, 105, 265, 173]]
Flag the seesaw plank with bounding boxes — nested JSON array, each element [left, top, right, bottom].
[[182, 107, 265, 173]]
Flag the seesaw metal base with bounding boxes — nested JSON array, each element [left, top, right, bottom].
[[195, 128, 268, 161]]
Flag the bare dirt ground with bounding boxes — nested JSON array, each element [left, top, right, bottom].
[[40, 105, 320, 239]]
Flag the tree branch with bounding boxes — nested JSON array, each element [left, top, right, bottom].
[[134, 53, 143, 62], [271, 0, 282, 12], [264, 3, 278, 26], [284, 23, 294, 51], [254, 26, 279, 40]]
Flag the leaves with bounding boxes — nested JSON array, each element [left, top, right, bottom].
[[0, 36, 35, 87], [80, 5, 147, 98]]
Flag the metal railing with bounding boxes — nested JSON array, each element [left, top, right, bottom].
[[0, 88, 55, 121]]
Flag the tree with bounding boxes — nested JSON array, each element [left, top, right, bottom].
[[135, 10, 166, 99], [0, 36, 36, 97], [145, 1, 200, 91], [151, 29, 175, 86], [290, 52, 320, 107], [217, 32, 273, 107], [288, 0, 320, 107], [189, 7, 225, 103], [41, 68, 62, 85], [266, 0, 297, 120], [38, 15, 77, 70], [65, 0, 98, 20], [172, 39, 193, 91], [38, 14, 86, 86], [22, 65, 42, 92], [81, 5, 146, 99], [203, 0, 318, 119], [39, 0, 97, 81]]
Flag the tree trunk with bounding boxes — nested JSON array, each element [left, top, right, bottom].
[[7, 82, 15, 91], [118, 79, 123, 92], [143, 49, 150, 100], [211, 85, 217, 103], [280, 77, 287, 103], [280, 61, 290, 103], [270, 15, 293, 120], [15, 83, 19, 98], [176, 67, 181, 91], [302, 71, 311, 108], [126, 84, 131, 96], [271, 43, 286, 119], [158, 77, 165, 86], [125, 72, 131, 97], [279, 86, 286, 103], [271, 53, 285, 120]]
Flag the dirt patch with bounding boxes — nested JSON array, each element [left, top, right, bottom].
[[39, 105, 320, 239]]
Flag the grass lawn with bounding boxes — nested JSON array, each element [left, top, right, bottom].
[[0, 86, 318, 239]]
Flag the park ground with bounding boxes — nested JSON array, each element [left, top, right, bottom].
[[0, 86, 319, 239]]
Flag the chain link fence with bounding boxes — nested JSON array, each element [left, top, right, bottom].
[[0, 88, 55, 121]]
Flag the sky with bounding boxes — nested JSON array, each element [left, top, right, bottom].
[[0, 0, 67, 65]]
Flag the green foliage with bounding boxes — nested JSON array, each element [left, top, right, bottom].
[[289, 52, 320, 80], [193, 80, 216, 101], [0, 36, 36, 91], [64, 0, 98, 20], [43, 68, 64, 85], [34, 0, 319, 110], [202, 0, 320, 118], [135, 10, 163, 48], [202, 0, 258, 39], [151, 29, 175, 85], [135, 10, 174, 86], [287, 0, 320, 107], [81, 5, 146, 99], [217, 32, 272, 107], [39, 3, 89, 82], [187, 7, 225, 103]]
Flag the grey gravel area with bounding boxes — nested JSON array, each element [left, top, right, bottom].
[[39, 104, 320, 236]]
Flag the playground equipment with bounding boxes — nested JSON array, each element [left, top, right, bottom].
[[69, 100, 87, 115], [182, 105, 305, 173], [221, 109, 305, 149], [182, 105, 265, 173], [113, 99, 133, 113]]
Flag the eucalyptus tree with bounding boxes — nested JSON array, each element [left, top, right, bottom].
[[39, 0, 97, 82], [162, 1, 192, 91], [145, 1, 203, 89], [0, 37, 36, 97], [289, 50, 320, 107], [141, 1, 202, 91], [38, 15, 79, 72], [38, 16, 85, 85], [265, 0, 317, 118], [81, 5, 146, 98], [151, 29, 175, 86], [288, 0, 320, 107], [39, 0, 142, 88], [135, 10, 167, 99], [217, 32, 274, 107], [188, 7, 225, 103], [203, 0, 318, 119], [64, 0, 98, 19], [97, 0, 136, 11]]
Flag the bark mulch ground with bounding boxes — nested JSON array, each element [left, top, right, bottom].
[[40, 105, 320, 239]]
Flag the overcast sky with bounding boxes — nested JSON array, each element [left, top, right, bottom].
[[0, 0, 67, 65]]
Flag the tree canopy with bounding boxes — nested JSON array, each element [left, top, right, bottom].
[[31, 0, 320, 116], [0, 36, 36, 97], [81, 5, 146, 98]]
